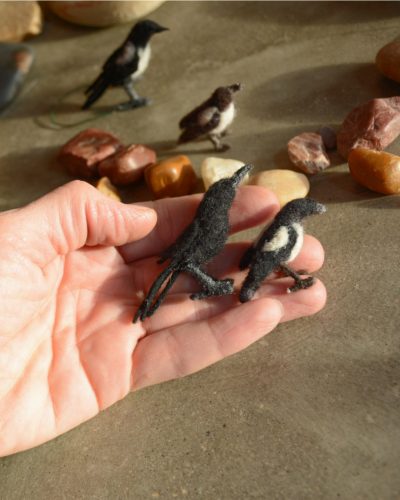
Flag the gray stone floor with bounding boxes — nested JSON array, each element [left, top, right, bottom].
[[1, 2, 399, 499]]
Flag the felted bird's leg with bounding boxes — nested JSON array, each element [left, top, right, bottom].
[[184, 263, 234, 300], [115, 81, 150, 111], [208, 133, 230, 152], [279, 263, 314, 293]]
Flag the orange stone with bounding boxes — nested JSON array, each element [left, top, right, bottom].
[[376, 39, 400, 83], [348, 148, 400, 195], [144, 155, 197, 199], [96, 176, 121, 201]]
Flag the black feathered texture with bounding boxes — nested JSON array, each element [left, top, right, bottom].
[[133, 164, 252, 323], [239, 198, 326, 303], [82, 20, 168, 110]]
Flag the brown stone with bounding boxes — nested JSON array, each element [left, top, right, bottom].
[[287, 132, 330, 174], [96, 177, 121, 201], [145, 155, 197, 199], [337, 97, 400, 159], [318, 126, 337, 150], [98, 144, 156, 185], [376, 39, 400, 83], [59, 128, 123, 178], [348, 148, 400, 195]]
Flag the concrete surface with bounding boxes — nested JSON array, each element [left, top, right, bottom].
[[1, 2, 400, 499]]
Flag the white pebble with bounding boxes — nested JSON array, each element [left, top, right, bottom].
[[201, 157, 249, 190]]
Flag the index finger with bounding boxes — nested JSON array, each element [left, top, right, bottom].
[[119, 186, 279, 262]]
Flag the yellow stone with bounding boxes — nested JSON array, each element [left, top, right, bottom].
[[249, 169, 310, 207], [144, 155, 197, 199], [96, 177, 121, 202], [348, 148, 400, 194]]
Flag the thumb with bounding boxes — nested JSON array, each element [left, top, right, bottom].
[[13, 181, 157, 262]]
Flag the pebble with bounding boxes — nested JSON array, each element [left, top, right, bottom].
[[144, 155, 197, 199], [318, 126, 337, 150], [0, 43, 34, 111], [337, 97, 400, 159], [0, 2, 42, 42], [59, 128, 123, 178], [348, 148, 400, 195], [96, 177, 121, 201], [98, 144, 156, 185], [249, 169, 310, 207], [287, 132, 330, 174], [376, 39, 400, 83], [201, 157, 248, 190]]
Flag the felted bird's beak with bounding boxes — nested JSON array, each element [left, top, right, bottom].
[[232, 164, 252, 187], [156, 25, 169, 33], [315, 202, 327, 214]]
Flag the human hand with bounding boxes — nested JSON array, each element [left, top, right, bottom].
[[0, 181, 325, 456]]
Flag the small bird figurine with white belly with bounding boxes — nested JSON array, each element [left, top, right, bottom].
[[82, 20, 168, 111], [239, 198, 326, 303], [178, 83, 242, 151]]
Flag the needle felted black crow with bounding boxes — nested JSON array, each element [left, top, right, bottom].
[[133, 164, 252, 323], [178, 83, 242, 152], [239, 198, 326, 303], [82, 20, 168, 111]]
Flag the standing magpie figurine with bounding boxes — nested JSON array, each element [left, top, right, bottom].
[[177, 83, 242, 152], [82, 20, 168, 111], [133, 164, 252, 323], [239, 198, 326, 303]]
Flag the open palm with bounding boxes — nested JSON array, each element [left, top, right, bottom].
[[0, 181, 326, 456]]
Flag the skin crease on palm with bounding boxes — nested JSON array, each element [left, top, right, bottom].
[[0, 181, 326, 457]]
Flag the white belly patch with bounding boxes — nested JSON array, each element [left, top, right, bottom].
[[213, 102, 235, 134], [262, 226, 289, 252], [132, 45, 151, 80], [286, 223, 304, 262]]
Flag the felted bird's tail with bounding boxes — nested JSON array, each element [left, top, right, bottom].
[[133, 265, 180, 323], [82, 75, 109, 110]]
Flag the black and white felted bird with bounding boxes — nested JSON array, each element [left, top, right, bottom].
[[178, 83, 242, 152], [82, 20, 168, 111], [239, 198, 326, 303], [133, 164, 252, 323]]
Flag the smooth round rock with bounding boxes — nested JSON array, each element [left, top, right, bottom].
[[0, 2, 42, 42], [201, 157, 248, 190], [348, 148, 400, 195], [47, 1, 165, 27], [376, 39, 400, 83], [249, 169, 310, 207], [145, 155, 197, 199]]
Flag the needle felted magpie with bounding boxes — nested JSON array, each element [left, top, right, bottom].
[[133, 164, 252, 323], [239, 198, 326, 303], [82, 20, 168, 111], [177, 83, 242, 152]]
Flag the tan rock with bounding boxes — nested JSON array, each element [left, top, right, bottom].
[[0, 2, 42, 42], [145, 155, 197, 199], [201, 157, 248, 190], [348, 148, 400, 195], [47, 1, 165, 27], [96, 177, 121, 202], [376, 39, 400, 83], [249, 169, 310, 207]]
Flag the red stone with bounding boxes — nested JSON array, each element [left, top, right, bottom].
[[337, 97, 400, 159], [58, 128, 123, 178], [98, 144, 156, 185], [287, 132, 330, 174]]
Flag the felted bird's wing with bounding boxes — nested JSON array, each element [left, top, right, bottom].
[[158, 219, 200, 265], [178, 107, 220, 143], [239, 222, 284, 269], [101, 43, 139, 83]]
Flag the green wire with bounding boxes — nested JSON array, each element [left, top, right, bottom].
[[37, 84, 113, 130]]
